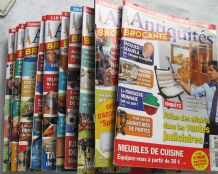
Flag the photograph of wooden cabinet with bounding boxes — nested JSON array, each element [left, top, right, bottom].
[[190, 42, 212, 86]]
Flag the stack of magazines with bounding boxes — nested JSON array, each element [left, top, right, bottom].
[[3, 0, 218, 173]]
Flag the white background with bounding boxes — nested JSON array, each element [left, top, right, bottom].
[[1, 0, 218, 173]]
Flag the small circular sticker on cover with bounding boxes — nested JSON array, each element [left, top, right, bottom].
[[191, 150, 209, 170]]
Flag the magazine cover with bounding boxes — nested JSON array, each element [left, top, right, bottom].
[[114, 2, 218, 171], [10, 24, 25, 172], [42, 15, 61, 171], [3, 28, 16, 172], [95, 0, 122, 167], [18, 21, 40, 171], [56, 11, 70, 171], [30, 16, 46, 170], [65, 6, 82, 170], [77, 6, 95, 174], [10, 26, 18, 172], [12, 24, 25, 143]]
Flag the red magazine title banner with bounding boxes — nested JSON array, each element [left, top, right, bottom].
[[114, 139, 210, 171]]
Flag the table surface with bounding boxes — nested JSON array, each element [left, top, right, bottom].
[[0, 0, 218, 173]]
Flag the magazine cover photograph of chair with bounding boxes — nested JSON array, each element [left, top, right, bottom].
[[154, 65, 184, 102]]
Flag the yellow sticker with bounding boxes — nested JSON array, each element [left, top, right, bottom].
[[191, 150, 209, 170]]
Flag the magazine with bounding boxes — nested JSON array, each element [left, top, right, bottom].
[[11, 23, 25, 146], [10, 26, 18, 172], [95, 0, 122, 167], [3, 28, 16, 172], [30, 16, 46, 170], [18, 21, 40, 171], [10, 24, 25, 172], [77, 6, 95, 174], [56, 11, 70, 171], [114, 2, 217, 171], [42, 15, 61, 171], [65, 6, 82, 170]]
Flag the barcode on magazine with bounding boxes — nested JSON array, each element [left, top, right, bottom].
[[211, 135, 218, 149], [215, 151, 218, 167], [214, 142, 218, 149], [211, 149, 218, 169], [210, 135, 218, 170]]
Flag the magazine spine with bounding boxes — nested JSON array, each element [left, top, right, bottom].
[[56, 12, 70, 171], [77, 6, 95, 174], [41, 15, 61, 171], [30, 16, 46, 170], [18, 21, 40, 171], [3, 28, 16, 172], [64, 6, 82, 170]]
